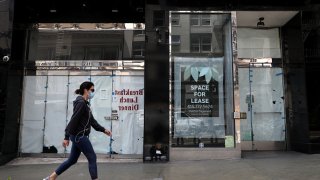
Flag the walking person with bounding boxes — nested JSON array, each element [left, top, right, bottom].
[[44, 81, 112, 180]]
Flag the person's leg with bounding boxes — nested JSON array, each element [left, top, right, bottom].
[[54, 138, 81, 177], [75, 136, 98, 180]]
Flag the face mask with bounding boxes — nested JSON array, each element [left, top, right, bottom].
[[89, 91, 95, 99]]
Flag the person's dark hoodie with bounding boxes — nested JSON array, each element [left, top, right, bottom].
[[64, 96, 105, 140]]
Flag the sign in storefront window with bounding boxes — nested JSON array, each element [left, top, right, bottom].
[[181, 66, 219, 117], [173, 57, 224, 139], [170, 12, 234, 147]]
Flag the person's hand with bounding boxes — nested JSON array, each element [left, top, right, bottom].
[[62, 140, 69, 148], [104, 129, 112, 136]]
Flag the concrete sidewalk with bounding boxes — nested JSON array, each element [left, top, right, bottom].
[[0, 151, 320, 180]]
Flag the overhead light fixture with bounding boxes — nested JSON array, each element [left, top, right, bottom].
[[135, 23, 142, 29], [257, 17, 265, 28], [72, 24, 79, 29], [136, 7, 144, 13], [113, 23, 119, 29], [50, 0, 57, 13], [95, 23, 102, 29], [53, 23, 61, 29], [32, 23, 39, 29]]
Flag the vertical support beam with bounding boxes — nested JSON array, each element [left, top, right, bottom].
[[0, 0, 24, 165], [143, 4, 169, 161], [282, 12, 310, 152]]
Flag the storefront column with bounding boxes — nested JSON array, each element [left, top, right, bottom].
[[143, 5, 170, 161]]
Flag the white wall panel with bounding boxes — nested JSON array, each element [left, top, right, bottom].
[[44, 76, 68, 153], [112, 76, 144, 154], [238, 28, 281, 58], [89, 76, 112, 154], [20, 76, 47, 153], [20, 74, 144, 155]]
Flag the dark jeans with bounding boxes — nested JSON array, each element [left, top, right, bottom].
[[55, 135, 98, 179]]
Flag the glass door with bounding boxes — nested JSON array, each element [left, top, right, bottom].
[[239, 65, 286, 150]]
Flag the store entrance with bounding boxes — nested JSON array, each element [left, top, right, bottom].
[[238, 65, 286, 150], [19, 23, 146, 157]]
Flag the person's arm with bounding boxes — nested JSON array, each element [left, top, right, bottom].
[[90, 113, 106, 132], [90, 112, 112, 136], [64, 102, 86, 140], [64, 131, 70, 140]]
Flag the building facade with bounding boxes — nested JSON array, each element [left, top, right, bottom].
[[0, 0, 320, 164]]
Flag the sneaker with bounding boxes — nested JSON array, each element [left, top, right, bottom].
[[43, 176, 50, 180]]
